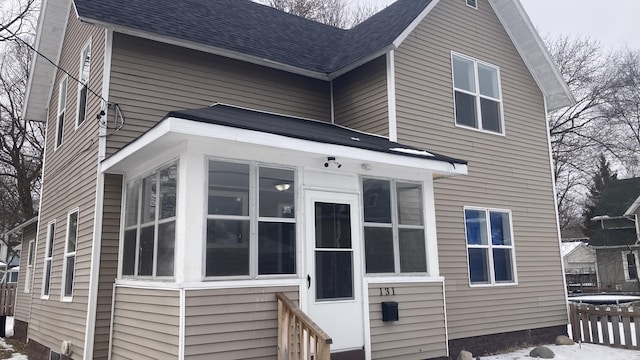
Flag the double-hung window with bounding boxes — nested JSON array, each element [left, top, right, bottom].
[[77, 42, 91, 126], [42, 221, 55, 298], [452, 53, 503, 134], [623, 251, 639, 281], [56, 77, 67, 148], [464, 208, 516, 285], [122, 162, 177, 278], [24, 240, 35, 292], [362, 178, 427, 274], [206, 160, 296, 278], [62, 210, 78, 300]]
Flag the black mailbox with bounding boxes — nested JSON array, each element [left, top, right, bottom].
[[381, 301, 399, 322]]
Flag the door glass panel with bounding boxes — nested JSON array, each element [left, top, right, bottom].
[[315, 203, 351, 249], [314, 201, 354, 301], [316, 252, 353, 301]]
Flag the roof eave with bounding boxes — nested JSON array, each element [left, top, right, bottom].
[[489, 0, 575, 112], [22, 0, 72, 122], [77, 16, 332, 81], [4, 216, 38, 237], [624, 195, 640, 216]]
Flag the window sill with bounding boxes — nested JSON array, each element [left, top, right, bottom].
[[455, 123, 505, 137], [61, 296, 73, 303], [116, 277, 302, 290], [468, 281, 518, 288], [364, 275, 444, 284]]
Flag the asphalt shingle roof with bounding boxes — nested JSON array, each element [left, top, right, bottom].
[[165, 104, 467, 166], [73, 0, 432, 74], [593, 178, 640, 217], [589, 228, 637, 247]]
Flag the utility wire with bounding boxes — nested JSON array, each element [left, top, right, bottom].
[[0, 23, 108, 105]]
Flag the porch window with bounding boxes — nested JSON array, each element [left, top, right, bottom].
[[122, 162, 177, 278], [206, 160, 296, 278], [362, 178, 427, 274], [464, 208, 516, 285], [42, 221, 55, 298], [623, 251, 639, 281], [24, 239, 34, 293], [62, 209, 78, 300], [452, 53, 503, 134]]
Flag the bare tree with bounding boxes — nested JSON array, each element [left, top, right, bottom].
[[257, 0, 378, 29], [0, 0, 38, 43]]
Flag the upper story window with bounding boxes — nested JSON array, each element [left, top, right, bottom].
[[122, 162, 178, 279], [623, 251, 639, 281], [206, 160, 296, 278], [77, 42, 91, 127], [56, 77, 68, 148], [466, 0, 477, 9], [464, 208, 516, 286], [62, 209, 78, 300], [362, 178, 427, 274], [452, 53, 503, 134], [42, 221, 55, 298]]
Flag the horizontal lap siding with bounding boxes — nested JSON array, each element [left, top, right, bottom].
[[15, 224, 37, 322], [184, 286, 298, 360], [368, 282, 447, 360], [107, 33, 332, 156], [29, 10, 104, 358], [111, 286, 180, 360], [395, 0, 567, 341], [93, 174, 123, 360], [334, 56, 389, 137]]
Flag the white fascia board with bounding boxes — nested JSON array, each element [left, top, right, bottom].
[[625, 195, 640, 216], [489, 0, 575, 111], [76, 17, 331, 81], [5, 217, 39, 236], [100, 118, 467, 177], [22, 0, 72, 122]]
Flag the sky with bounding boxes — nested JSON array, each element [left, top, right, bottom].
[[366, 0, 640, 51]]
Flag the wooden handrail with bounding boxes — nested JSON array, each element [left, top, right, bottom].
[[277, 292, 332, 360]]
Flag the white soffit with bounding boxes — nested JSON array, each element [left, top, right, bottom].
[[100, 118, 468, 178], [625, 195, 640, 216], [489, 0, 575, 111], [22, 0, 71, 122]]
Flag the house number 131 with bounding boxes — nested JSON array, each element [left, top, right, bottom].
[[379, 287, 396, 296]]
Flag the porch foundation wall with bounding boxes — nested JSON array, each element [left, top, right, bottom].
[[28, 339, 72, 360], [447, 325, 567, 359], [13, 319, 28, 341]]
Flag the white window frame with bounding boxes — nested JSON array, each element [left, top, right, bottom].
[[464, 207, 517, 287], [61, 209, 79, 301], [42, 220, 56, 299], [622, 251, 639, 282], [362, 177, 428, 276], [205, 159, 298, 280], [76, 40, 91, 128], [466, 0, 477, 9], [55, 76, 68, 149], [451, 52, 505, 135], [120, 161, 178, 280], [24, 239, 35, 293]]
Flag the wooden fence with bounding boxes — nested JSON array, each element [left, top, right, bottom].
[[0, 283, 16, 316], [277, 292, 332, 360], [569, 302, 640, 349]]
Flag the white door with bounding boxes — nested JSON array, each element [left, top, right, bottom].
[[305, 190, 364, 352]]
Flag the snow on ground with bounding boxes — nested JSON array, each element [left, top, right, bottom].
[[0, 337, 27, 360], [570, 295, 640, 303], [481, 343, 640, 360]]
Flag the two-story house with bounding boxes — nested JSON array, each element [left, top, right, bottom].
[[16, 0, 574, 359], [588, 177, 640, 292]]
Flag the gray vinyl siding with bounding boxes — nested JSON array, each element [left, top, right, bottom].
[[106, 33, 332, 156], [184, 286, 298, 360], [368, 282, 447, 360], [596, 247, 640, 292], [28, 10, 104, 358], [111, 286, 180, 360], [333, 56, 389, 137], [93, 174, 123, 360], [394, 0, 567, 340], [15, 223, 37, 323]]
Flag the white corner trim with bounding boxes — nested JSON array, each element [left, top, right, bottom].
[[625, 195, 640, 216], [83, 170, 105, 359], [386, 51, 398, 142], [392, 0, 441, 48], [179, 288, 185, 360], [363, 283, 372, 360], [330, 81, 335, 124], [442, 281, 450, 358], [107, 283, 116, 360]]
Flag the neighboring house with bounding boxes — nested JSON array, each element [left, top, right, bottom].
[[0, 218, 37, 284], [560, 241, 597, 292], [16, 0, 573, 359], [589, 178, 640, 292]]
